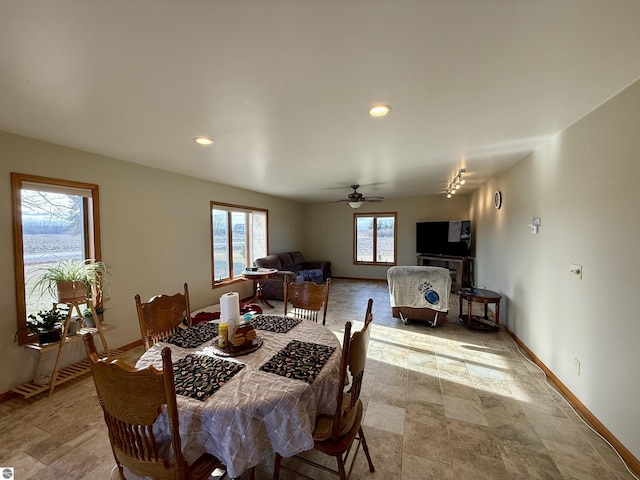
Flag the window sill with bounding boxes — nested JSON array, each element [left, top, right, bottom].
[[353, 261, 397, 266], [212, 277, 246, 289]]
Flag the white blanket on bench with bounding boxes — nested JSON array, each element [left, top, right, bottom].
[[387, 266, 451, 313]]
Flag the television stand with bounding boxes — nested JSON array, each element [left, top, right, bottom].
[[417, 255, 473, 292]]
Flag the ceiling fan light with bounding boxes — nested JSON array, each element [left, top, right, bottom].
[[194, 136, 213, 145], [369, 105, 391, 117], [348, 201, 363, 209]]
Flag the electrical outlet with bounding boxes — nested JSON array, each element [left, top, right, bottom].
[[574, 358, 580, 375], [570, 264, 582, 279]]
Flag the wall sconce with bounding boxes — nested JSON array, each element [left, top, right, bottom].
[[529, 218, 541, 234]]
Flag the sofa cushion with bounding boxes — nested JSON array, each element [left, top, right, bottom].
[[254, 254, 282, 270], [289, 251, 306, 269], [279, 252, 295, 270], [295, 268, 323, 284]]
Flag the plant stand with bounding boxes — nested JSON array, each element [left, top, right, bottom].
[[11, 297, 121, 398]]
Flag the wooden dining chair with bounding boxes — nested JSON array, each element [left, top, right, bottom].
[[343, 298, 373, 399], [273, 313, 375, 480], [135, 283, 191, 350], [283, 278, 331, 325], [363, 297, 373, 330], [82, 334, 222, 480]]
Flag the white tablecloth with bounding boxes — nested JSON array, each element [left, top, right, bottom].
[[135, 316, 341, 478]]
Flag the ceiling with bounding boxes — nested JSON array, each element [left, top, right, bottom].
[[2, 1, 639, 204]]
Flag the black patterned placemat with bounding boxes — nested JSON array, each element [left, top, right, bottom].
[[251, 315, 301, 333], [259, 340, 336, 383], [173, 354, 244, 401], [166, 322, 219, 348]]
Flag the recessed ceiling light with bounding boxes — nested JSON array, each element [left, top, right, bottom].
[[194, 137, 214, 145], [369, 105, 391, 117]]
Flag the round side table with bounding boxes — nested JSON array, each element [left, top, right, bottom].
[[242, 268, 278, 308], [458, 288, 502, 331]]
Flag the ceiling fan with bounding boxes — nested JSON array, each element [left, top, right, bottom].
[[330, 185, 385, 209]]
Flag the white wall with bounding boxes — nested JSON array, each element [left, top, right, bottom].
[[0, 131, 304, 394], [302, 195, 471, 279], [471, 79, 640, 459]]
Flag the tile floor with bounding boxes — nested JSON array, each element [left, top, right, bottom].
[[0, 278, 636, 480]]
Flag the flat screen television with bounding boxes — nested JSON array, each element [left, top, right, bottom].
[[416, 220, 472, 257]]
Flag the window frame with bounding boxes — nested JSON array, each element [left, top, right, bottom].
[[210, 201, 268, 287], [353, 211, 398, 266], [12, 173, 101, 345]]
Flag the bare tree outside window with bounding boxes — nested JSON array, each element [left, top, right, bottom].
[[12, 173, 101, 345]]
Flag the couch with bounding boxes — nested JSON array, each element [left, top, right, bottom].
[[253, 251, 331, 300]]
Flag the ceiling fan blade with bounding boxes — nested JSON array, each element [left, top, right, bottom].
[[327, 183, 385, 204]]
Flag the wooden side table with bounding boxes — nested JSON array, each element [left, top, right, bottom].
[[458, 288, 502, 331], [242, 268, 277, 308]]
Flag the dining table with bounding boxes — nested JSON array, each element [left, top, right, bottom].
[[134, 314, 342, 479]]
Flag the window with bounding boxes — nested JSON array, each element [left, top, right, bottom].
[[12, 173, 101, 345], [211, 202, 268, 285], [354, 212, 397, 265]]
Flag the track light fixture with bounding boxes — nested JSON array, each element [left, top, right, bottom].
[[446, 168, 466, 198]]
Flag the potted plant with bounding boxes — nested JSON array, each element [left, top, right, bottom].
[[30, 258, 110, 304], [16, 307, 68, 345], [83, 305, 106, 328]]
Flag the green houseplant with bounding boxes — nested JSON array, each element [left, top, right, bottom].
[[16, 307, 69, 345], [30, 258, 110, 305], [83, 305, 106, 328]]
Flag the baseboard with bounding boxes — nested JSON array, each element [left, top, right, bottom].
[[329, 276, 387, 282], [0, 390, 18, 403], [505, 326, 640, 476]]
